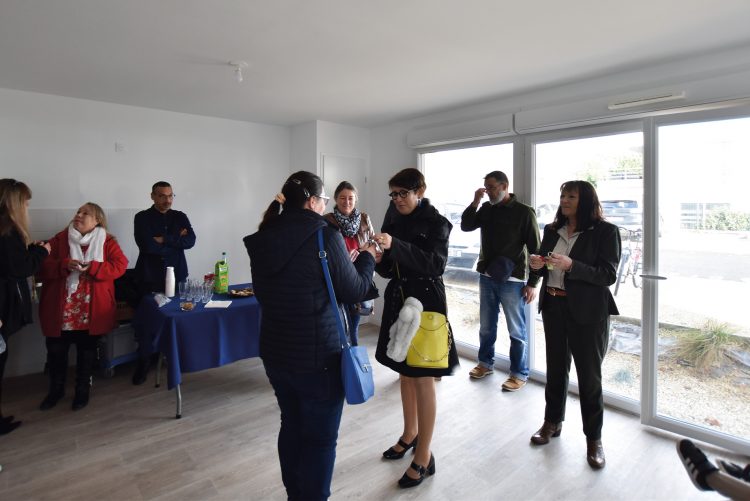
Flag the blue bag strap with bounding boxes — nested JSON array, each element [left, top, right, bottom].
[[317, 228, 349, 349]]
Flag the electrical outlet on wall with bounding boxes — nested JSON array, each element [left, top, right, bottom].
[[114, 142, 127, 152]]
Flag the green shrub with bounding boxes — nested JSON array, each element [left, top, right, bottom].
[[674, 320, 738, 370]]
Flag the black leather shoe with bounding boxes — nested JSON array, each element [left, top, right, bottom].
[[0, 419, 22, 435], [39, 391, 64, 411], [131, 357, 151, 385], [383, 436, 418, 460], [398, 454, 435, 488], [530, 421, 562, 445], [0, 415, 15, 425], [72, 388, 90, 411], [587, 439, 606, 469]]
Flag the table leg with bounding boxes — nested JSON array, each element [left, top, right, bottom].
[[155, 354, 162, 388], [175, 384, 182, 419]]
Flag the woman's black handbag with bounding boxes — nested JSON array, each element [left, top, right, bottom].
[[317, 229, 374, 405]]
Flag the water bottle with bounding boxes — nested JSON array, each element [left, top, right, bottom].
[[165, 266, 176, 297]]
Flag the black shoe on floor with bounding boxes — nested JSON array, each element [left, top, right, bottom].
[[677, 439, 718, 491], [0, 419, 22, 435], [131, 357, 151, 385], [717, 459, 750, 482], [398, 454, 435, 488], [72, 389, 90, 411], [0, 415, 15, 425], [39, 391, 65, 411]]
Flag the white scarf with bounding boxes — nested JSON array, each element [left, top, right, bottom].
[[66, 223, 106, 297]]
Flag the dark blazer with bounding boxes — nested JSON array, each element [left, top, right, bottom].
[[533, 221, 621, 324], [0, 230, 49, 337], [133, 206, 196, 287]]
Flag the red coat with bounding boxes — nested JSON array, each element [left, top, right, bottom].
[[38, 229, 128, 337]]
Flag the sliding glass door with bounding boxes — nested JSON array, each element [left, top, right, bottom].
[[531, 126, 644, 407], [646, 112, 750, 450]]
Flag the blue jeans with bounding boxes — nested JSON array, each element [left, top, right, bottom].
[[264, 361, 344, 501], [477, 275, 529, 380], [346, 304, 362, 345]]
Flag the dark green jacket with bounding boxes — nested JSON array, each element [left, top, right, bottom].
[[460, 194, 541, 287]]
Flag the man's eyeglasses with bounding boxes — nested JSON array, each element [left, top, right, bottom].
[[388, 189, 413, 200], [155, 193, 176, 200]]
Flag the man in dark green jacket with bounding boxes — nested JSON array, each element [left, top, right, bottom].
[[460, 171, 540, 391]]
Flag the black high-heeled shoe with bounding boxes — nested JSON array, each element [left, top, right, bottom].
[[382, 436, 418, 460], [398, 454, 435, 488]]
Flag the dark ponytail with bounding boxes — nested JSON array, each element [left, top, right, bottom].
[[259, 171, 325, 230]]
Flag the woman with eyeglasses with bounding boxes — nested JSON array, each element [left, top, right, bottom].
[[37, 203, 128, 411], [372, 168, 459, 489], [324, 181, 376, 345], [0, 179, 50, 435], [244, 171, 378, 500]]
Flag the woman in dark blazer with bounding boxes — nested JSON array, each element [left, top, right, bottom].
[[528, 180, 621, 469]]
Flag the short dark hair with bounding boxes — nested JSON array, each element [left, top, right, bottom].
[[388, 168, 426, 192], [484, 171, 509, 185], [152, 181, 172, 193]]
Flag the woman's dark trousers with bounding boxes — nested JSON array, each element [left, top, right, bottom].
[[41, 330, 97, 410], [541, 295, 609, 440], [264, 361, 345, 501]]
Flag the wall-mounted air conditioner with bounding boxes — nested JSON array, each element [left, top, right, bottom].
[[406, 113, 514, 149]]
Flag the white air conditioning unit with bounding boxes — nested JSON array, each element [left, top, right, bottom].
[[406, 113, 514, 149]]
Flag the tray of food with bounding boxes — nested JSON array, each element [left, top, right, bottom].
[[228, 287, 254, 298]]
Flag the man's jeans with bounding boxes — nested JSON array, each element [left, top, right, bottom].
[[477, 274, 529, 380], [264, 361, 344, 501]]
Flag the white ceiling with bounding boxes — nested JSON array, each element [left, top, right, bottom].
[[2, 0, 750, 128]]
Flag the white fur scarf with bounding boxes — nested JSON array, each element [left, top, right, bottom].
[[66, 223, 106, 297], [387, 296, 423, 362]]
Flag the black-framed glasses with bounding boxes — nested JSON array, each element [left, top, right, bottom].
[[155, 193, 176, 200], [388, 189, 413, 200]]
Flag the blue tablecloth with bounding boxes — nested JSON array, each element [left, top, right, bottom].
[[132, 284, 261, 390]]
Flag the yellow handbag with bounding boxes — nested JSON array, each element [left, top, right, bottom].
[[406, 311, 451, 369]]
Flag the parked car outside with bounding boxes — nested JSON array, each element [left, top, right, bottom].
[[447, 229, 481, 270], [601, 199, 642, 232]]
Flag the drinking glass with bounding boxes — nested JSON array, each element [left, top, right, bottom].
[[202, 284, 213, 304], [185, 280, 196, 302], [178, 281, 187, 300]]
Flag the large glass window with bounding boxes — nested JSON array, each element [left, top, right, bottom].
[[533, 131, 644, 404], [655, 116, 750, 442], [422, 144, 513, 351]]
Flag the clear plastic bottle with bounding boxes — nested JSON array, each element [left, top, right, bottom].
[[214, 252, 229, 293]]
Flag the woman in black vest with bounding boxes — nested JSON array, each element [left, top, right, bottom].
[[0, 179, 50, 435]]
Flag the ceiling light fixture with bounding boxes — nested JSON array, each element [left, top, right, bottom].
[[229, 61, 248, 83]]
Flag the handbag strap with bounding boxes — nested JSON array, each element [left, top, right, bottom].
[[317, 228, 349, 349]]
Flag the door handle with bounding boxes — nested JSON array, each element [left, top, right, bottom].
[[640, 274, 667, 280]]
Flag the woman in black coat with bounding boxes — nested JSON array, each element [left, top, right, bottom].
[[0, 179, 50, 435], [244, 171, 377, 501], [528, 180, 621, 470], [373, 168, 459, 489]]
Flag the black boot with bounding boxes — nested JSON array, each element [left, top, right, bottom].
[[132, 355, 151, 385], [39, 339, 68, 411], [72, 339, 96, 411]]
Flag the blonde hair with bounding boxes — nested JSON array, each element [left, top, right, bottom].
[[71, 202, 109, 232], [0, 178, 32, 244]]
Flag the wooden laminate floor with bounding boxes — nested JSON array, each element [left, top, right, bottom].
[[0, 325, 739, 500]]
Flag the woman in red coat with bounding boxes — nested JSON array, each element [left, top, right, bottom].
[[38, 203, 128, 411]]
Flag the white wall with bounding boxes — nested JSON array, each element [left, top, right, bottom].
[[0, 88, 291, 376]]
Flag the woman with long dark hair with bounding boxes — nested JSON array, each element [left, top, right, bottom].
[[244, 171, 377, 500], [372, 168, 459, 488], [0, 179, 50, 434], [528, 180, 621, 469]]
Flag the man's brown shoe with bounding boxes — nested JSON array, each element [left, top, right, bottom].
[[530, 421, 562, 445], [586, 439, 606, 469], [469, 365, 493, 379], [501, 376, 526, 392]]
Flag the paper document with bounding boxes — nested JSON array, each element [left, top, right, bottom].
[[204, 300, 232, 308]]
